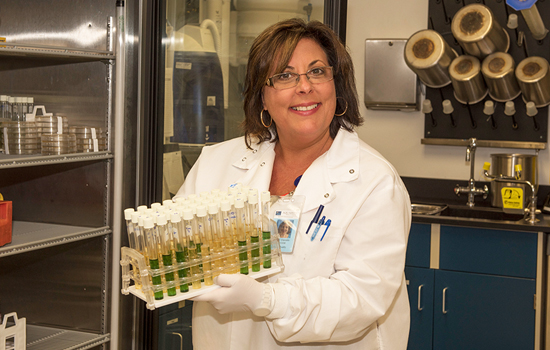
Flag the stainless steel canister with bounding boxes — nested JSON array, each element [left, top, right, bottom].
[[515, 56, 550, 107], [481, 52, 521, 102], [451, 4, 509, 59], [489, 153, 537, 208], [404, 29, 458, 88], [449, 55, 487, 104]]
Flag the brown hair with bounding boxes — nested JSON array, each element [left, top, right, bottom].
[[242, 18, 363, 148]]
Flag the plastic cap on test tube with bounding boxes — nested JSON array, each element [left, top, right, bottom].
[[144, 217, 154, 230], [483, 100, 495, 115], [170, 212, 181, 223], [124, 208, 134, 220], [504, 101, 516, 116], [182, 208, 193, 221], [442, 100, 454, 114], [526, 101, 538, 116], [261, 191, 270, 203], [157, 213, 167, 226]]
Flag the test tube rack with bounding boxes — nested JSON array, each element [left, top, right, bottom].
[[120, 236, 284, 310]]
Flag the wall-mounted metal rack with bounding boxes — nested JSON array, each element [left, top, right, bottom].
[[422, 0, 550, 146]]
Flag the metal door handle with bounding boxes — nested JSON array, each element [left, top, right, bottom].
[[418, 284, 424, 311], [442, 287, 448, 314], [170, 332, 183, 350]]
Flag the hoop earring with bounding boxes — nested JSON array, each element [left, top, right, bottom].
[[334, 97, 348, 117], [261, 110, 272, 128]]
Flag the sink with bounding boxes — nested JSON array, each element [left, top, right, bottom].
[[411, 204, 447, 215], [411, 203, 526, 222], [440, 205, 526, 221]]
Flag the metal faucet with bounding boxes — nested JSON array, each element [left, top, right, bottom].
[[454, 138, 489, 207]]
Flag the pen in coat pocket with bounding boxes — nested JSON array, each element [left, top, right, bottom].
[[306, 205, 324, 234], [320, 219, 331, 241], [310, 216, 325, 241]]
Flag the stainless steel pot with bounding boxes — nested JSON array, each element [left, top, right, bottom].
[[515, 56, 550, 107], [488, 153, 537, 208], [451, 4, 509, 59], [481, 52, 521, 102], [449, 55, 487, 104], [404, 29, 458, 88]]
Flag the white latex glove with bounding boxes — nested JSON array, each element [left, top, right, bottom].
[[192, 274, 271, 315]]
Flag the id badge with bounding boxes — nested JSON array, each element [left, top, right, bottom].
[[271, 195, 305, 253]]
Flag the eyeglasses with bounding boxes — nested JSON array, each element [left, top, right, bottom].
[[266, 66, 334, 90]]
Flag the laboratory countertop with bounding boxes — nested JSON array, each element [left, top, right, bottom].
[[412, 211, 550, 233]]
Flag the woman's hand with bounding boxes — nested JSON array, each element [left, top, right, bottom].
[[192, 274, 271, 316]]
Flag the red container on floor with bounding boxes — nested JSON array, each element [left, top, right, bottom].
[[0, 201, 12, 247]]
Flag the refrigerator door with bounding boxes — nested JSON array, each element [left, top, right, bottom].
[[160, 0, 333, 200]]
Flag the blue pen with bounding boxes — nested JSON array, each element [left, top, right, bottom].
[[306, 205, 324, 234], [320, 219, 332, 241], [310, 216, 325, 241]]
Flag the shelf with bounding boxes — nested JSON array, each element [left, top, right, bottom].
[[26, 324, 109, 350], [0, 152, 113, 169], [421, 138, 546, 150], [0, 42, 115, 61], [0, 221, 111, 257]]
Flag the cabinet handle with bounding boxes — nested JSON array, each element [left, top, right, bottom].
[[442, 287, 448, 314], [417, 284, 424, 311]]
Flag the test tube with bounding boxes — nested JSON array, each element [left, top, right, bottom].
[[27, 97, 34, 118], [183, 208, 202, 290], [170, 212, 189, 293], [248, 191, 261, 272], [157, 214, 177, 296], [234, 197, 249, 274], [196, 205, 214, 285], [124, 208, 137, 249], [220, 199, 239, 274], [144, 217, 164, 300], [261, 191, 272, 269], [0, 96, 10, 120], [208, 203, 226, 276]]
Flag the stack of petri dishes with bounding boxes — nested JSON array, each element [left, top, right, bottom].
[[70, 126, 107, 153], [41, 133, 77, 155], [36, 114, 70, 154], [0, 118, 10, 153], [4, 121, 40, 155]]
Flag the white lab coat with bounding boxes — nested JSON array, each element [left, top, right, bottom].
[[175, 128, 411, 349]]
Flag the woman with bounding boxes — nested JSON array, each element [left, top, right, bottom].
[[175, 18, 411, 349]]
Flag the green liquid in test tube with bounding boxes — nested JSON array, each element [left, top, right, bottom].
[[157, 214, 177, 297], [170, 212, 189, 293], [235, 197, 249, 275], [261, 191, 272, 269], [144, 217, 164, 300], [248, 190, 261, 272]]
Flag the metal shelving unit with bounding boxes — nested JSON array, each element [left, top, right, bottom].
[[0, 2, 117, 348], [0, 221, 111, 258], [26, 325, 110, 350]]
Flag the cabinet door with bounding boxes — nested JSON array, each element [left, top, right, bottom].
[[406, 223, 431, 268], [433, 270, 535, 350], [405, 266, 435, 350]]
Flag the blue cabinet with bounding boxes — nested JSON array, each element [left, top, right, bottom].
[[406, 223, 539, 350], [405, 266, 434, 350]]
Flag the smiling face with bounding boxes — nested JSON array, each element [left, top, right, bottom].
[[262, 38, 337, 146]]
